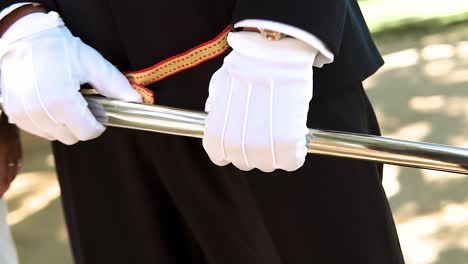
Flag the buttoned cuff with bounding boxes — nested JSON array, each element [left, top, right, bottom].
[[235, 19, 334, 68]]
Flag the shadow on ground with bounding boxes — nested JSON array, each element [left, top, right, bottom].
[[366, 22, 468, 264]]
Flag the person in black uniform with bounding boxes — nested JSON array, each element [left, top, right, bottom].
[[0, 1, 405, 263]]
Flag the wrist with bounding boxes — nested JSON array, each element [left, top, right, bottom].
[[0, 4, 47, 37], [238, 27, 290, 41], [235, 19, 334, 67], [227, 31, 318, 65], [0, 112, 19, 138]]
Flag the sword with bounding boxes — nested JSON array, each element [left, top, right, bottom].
[[3, 95, 468, 175], [86, 96, 468, 175]]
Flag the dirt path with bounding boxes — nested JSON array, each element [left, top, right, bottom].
[[367, 23, 468, 264], [4, 135, 72, 264]]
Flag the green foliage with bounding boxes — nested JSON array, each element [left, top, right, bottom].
[[360, 0, 468, 34]]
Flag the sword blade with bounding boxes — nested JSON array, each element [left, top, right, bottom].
[[2, 96, 468, 175], [87, 96, 468, 175]]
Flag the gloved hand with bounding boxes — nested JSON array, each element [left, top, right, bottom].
[[203, 31, 318, 172], [0, 11, 142, 145]]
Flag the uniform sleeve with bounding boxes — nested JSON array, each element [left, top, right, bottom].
[[231, 0, 346, 56], [0, 0, 57, 12]]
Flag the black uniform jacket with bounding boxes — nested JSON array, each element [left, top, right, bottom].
[[1, 0, 383, 108]]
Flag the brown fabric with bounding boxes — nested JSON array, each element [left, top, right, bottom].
[[0, 112, 21, 198], [0, 4, 47, 37]]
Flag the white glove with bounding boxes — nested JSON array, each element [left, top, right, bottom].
[[0, 12, 142, 145], [203, 32, 318, 172]]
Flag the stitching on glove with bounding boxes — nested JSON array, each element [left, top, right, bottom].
[[0, 43, 17, 66], [268, 80, 278, 169], [220, 76, 234, 161], [32, 45, 61, 126], [241, 83, 252, 168]]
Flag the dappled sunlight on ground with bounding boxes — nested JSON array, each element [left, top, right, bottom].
[[5, 134, 73, 264], [397, 201, 468, 264], [5, 171, 60, 226], [382, 165, 401, 198], [366, 23, 468, 264]]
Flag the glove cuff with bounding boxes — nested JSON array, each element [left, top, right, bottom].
[[0, 11, 64, 53]]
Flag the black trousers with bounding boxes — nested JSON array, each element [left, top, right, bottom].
[[52, 84, 405, 264]]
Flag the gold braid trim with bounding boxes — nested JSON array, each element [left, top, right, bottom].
[[81, 26, 232, 105], [125, 26, 231, 87]]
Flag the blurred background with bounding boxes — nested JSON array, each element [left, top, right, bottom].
[[4, 0, 468, 263]]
